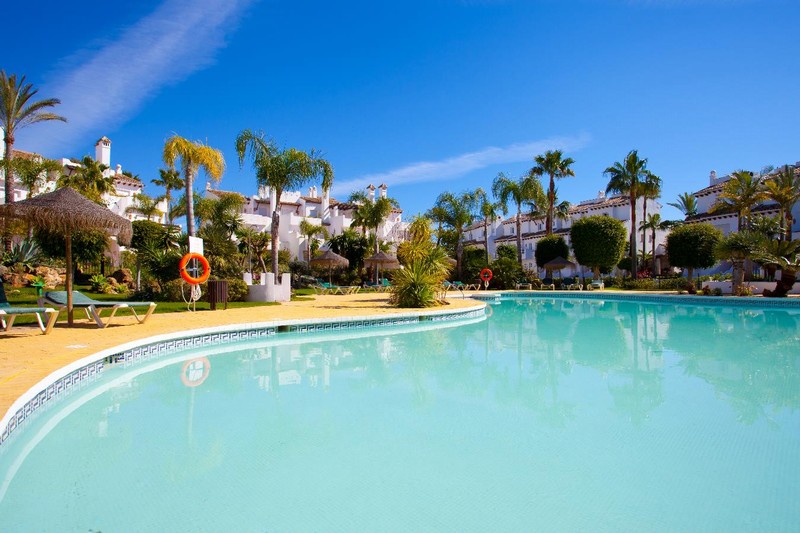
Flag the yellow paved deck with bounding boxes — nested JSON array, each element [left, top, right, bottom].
[[0, 293, 483, 418]]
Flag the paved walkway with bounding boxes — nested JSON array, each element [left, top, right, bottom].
[[0, 293, 483, 418]]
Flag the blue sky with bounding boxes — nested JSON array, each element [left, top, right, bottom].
[[7, 0, 800, 221]]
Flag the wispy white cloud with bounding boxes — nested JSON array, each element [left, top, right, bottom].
[[26, 0, 255, 155], [331, 133, 591, 196]]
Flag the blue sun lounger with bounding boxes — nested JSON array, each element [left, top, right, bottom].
[[44, 291, 156, 328], [0, 281, 59, 334]]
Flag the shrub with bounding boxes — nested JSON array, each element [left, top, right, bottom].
[[89, 274, 110, 293], [488, 256, 523, 290], [666, 223, 722, 282], [570, 216, 626, 278], [535, 235, 569, 270]]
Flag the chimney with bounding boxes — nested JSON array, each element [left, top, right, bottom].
[[95, 136, 111, 167], [710, 170, 717, 185], [379, 183, 387, 199], [367, 184, 376, 202], [115, 164, 122, 175]]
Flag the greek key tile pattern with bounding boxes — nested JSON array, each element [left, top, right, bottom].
[[1, 309, 483, 449], [288, 316, 419, 333], [502, 291, 800, 309]]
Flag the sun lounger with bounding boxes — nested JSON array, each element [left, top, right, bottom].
[[0, 281, 58, 334], [563, 277, 583, 290], [587, 280, 605, 291], [43, 291, 156, 328], [540, 278, 556, 290]]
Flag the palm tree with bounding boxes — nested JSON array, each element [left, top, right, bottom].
[[349, 191, 399, 256], [434, 190, 480, 279], [195, 192, 244, 238], [639, 213, 673, 277], [1, 71, 66, 211], [235, 129, 333, 276], [530, 150, 575, 236], [10, 157, 61, 198], [125, 193, 163, 221], [475, 188, 501, 264], [299, 218, 328, 262], [58, 156, 116, 203], [714, 231, 765, 296], [667, 192, 698, 218], [763, 165, 800, 241], [151, 168, 184, 226], [756, 239, 800, 297], [604, 150, 652, 276], [640, 172, 661, 259], [492, 171, 545, 266], [425, 204, 448, 247], [162, 135, 225, 237], [711, 170, 767, 231]]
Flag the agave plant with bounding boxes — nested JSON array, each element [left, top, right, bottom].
[[1, 239, 43, 268], [754, 239, 800, 297], [391, 216, 451, 308]]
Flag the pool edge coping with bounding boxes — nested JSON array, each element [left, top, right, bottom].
[[0, 301, 486, 448]]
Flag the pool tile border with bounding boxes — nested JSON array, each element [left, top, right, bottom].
[[501, 290, 800, 308], [0, 304, 485, 448]]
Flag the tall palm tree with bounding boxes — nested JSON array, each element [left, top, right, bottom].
[[711, 170, 767, 231], [475, 187, 501, 265], [434, 190, 480, 279], [162, 135, 225, 237], [667, 192, 698, 218], [639, 213, 673, 277], [530, 150, 575, 236], [151, 168, 184, 226], [58, 156, 116, 203], [1, 71, 66, 210], [763, 165, 800, 241], [299, 218, 328, 262], [640, 172, 662, 259], [492, 171, 545, 266], [125, 193, 163, 221], [235, 129, 333, 276], [604, 150, 651, 276], [425, 204, 448, 247]]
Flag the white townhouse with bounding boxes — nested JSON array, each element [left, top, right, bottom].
[[463, 191, 668, 277], [687, 167, 800, 238], [206, 182, 408, 262]]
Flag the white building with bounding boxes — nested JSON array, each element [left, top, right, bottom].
[[206, 181, 408, 262], [687, 167, 799, 237], [463, 192, 668, 277]]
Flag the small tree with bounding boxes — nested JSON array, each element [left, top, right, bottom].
[[715, 231, 765, 296], [570, 216, 627, 279], [666, 223, 722, 283], [535, 235, 569, 274]]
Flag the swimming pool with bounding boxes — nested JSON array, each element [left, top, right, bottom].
[[1, 297, 798, 530]]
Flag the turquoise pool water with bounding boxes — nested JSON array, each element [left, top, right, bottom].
[[1, 297, 799, 531]]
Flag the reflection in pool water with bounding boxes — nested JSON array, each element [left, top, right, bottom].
[[1, 298, 799, 531]]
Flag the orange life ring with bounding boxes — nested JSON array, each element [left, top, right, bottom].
[[480, 268, 493, 282], [179, 253, 210, 284]]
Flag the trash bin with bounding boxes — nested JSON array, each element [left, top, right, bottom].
[[207, 280, 229, 310]]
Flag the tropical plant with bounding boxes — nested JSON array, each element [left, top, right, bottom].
[[424, 204, 449, 246], [163, 135, 225, 237], [1, 238, 42, 267], [348, 190, 399, 257], [89, 273, 109, 293], [710, 170, 767, 231], [57, 155, 116, 203], [433, 190, 480, 280], [125, 193, 163, 222], [151, 168, 184, 226], [530, 150, 575, 236], [763, 165, 800, 240], [0, 71, 66, 213], [570, 215, 627, 279], [667, 192, 698, 218], [666, 223, 722, 283], [473, 188, 500, 265], [534, 234, 570, 275], [639, 172, 661, 259], [604, 150, 653, 276], [638, 213, 674, 277], [235, 129, 333, 277], [391, 216, 451, 308], [328, 228, 369, 275], [755, 239, 800, 297], [492, 171, 545, 265], [714, 231, 765, 296], [299, 218, 328, 263], [749, 215, 782, 242], [10, 157, 61, 198]]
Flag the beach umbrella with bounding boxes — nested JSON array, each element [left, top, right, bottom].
[[0, 187, 132, 325], [363, 251, 400, 282], [310, 249, 349, 284], [543, 256, 576, 278]]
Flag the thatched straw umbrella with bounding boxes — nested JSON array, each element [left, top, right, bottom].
[[543, 256, 576, 278], [310, 249, 349, 284], [0, 187, 133, 325], [363, 251, 400, 283]]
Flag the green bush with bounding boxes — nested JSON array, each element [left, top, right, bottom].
[[488, 256, 523, 290], [666, 223, 722, 281], [570, 215, 626, 277]]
